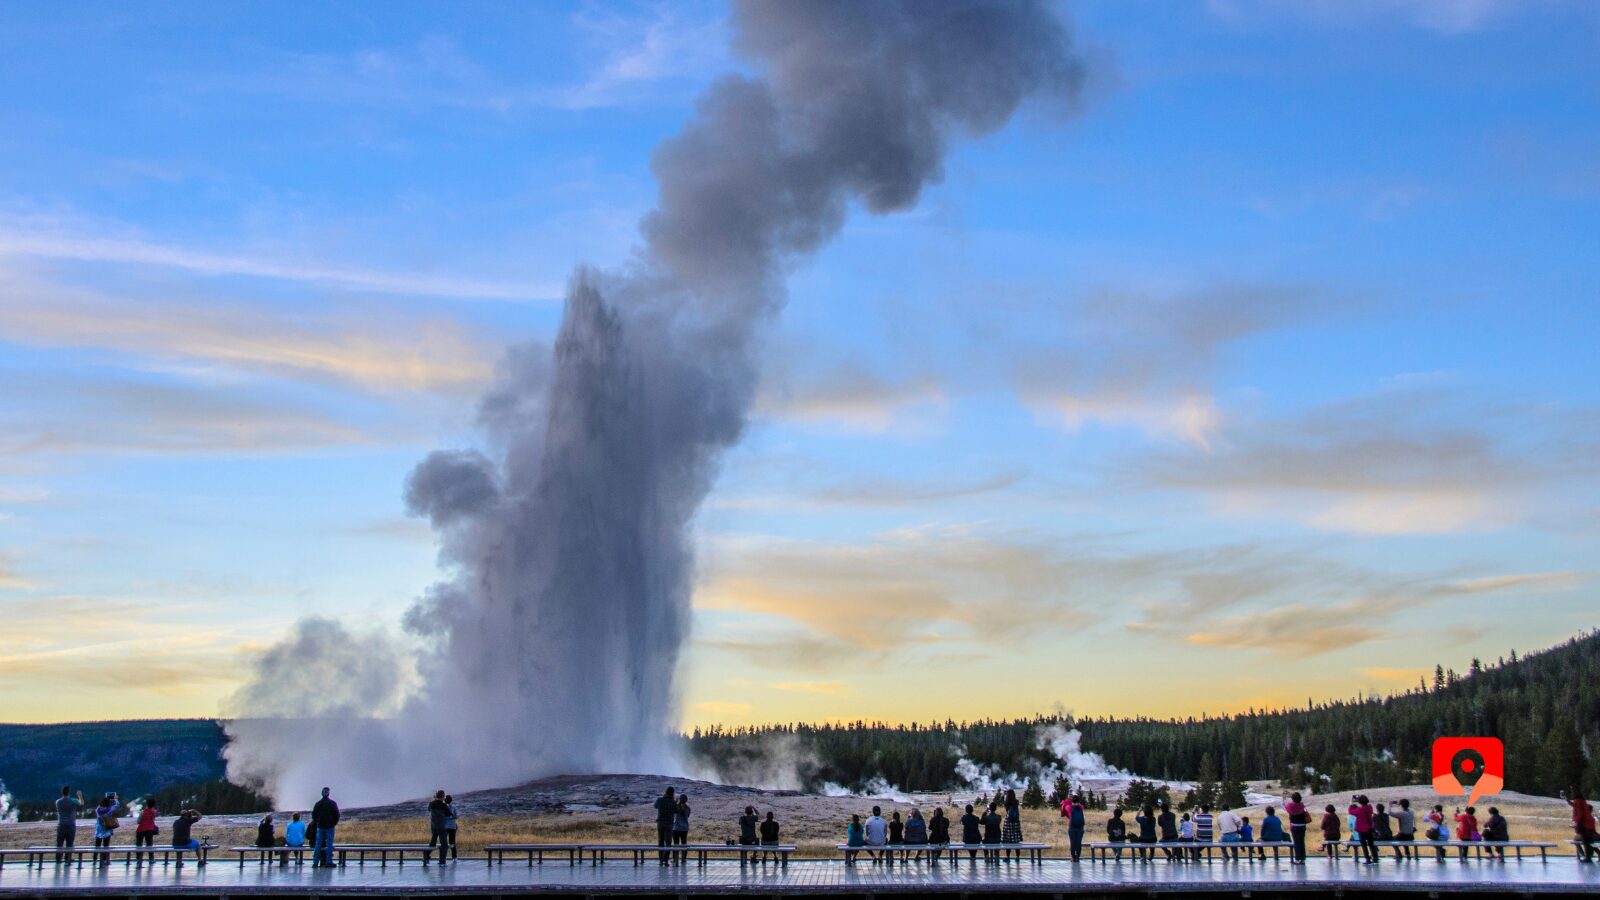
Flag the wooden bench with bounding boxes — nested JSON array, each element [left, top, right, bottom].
[[0, 845, 213, 869], [1322, 838, 1557, 860], [485, 843, 585, 865], [1086, 840, 1290, 861], [332, 843, 436, 867], [582, 843, 796, 867], [230, 845, 312, 866], [837, 842, 1050, 865]]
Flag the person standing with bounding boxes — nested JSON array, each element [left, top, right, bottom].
[[671, 793, 691, 865], [653, 787, 676, 866], [1284, 792, 1310, 864], [54, 787, 84, 864], [1567, 790, 1598, 863], [1001, 789, 1024, 861], [1105, 807, 1127, 861], [443, 795, 459, 860], [427, 791, 451, 864], [1066, 794, 1087, 862], [135, 799, 159, 863], [1454, 805, 1479, 860], [92, 793, 121, 864], [312, 787, 339, 868], [1353, 795, 1379, 864]]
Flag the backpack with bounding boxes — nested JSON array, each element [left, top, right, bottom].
[[1070, 804, 1086, 828]]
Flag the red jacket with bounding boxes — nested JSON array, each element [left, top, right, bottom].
[[1571, 797, 1596, 832], [1320, 812, 1341, 841]]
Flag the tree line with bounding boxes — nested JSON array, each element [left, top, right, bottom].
[[687, 628, 1600, 798]]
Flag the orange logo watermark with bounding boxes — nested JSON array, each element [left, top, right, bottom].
[[1431, 737, 1503, 806]]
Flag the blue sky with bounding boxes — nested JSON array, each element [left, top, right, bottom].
[[1, 0, 1597, 725]]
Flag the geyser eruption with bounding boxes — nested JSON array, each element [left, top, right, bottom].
[[225, 0, 1087, 806]]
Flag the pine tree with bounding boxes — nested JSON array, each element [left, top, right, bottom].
[[1537, 720, 1587, 796], [1022, 777, 1046, 809], [1048, 777, 1071, 807], [1219, 776, 1248, 809]]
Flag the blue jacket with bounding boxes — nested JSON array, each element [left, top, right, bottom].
[[1261, 814, 1285, 841]]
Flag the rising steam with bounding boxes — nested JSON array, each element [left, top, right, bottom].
[[225, 0, 1087, 806]]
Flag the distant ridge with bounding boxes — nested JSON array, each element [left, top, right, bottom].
[[0, 719, 227, 808]]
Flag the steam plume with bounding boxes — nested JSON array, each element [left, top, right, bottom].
[[225, 0, 1087, 806]]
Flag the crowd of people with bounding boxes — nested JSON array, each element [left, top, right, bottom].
[[49, 786, 206, 864], [36, 779, 1600, 867], [844, 788, 1034, 863]]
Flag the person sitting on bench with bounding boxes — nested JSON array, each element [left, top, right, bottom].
[[1260, 806, 1286, 859], [1105, 807, 1127, 860], [285, 814, 306, 848], [1482, 807, 1509, 859], [757, 811, 781, 863], [929, 807, 949, 861], [171, 809, 203, 852]]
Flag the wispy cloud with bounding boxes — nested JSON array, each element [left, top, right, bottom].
[[0, 552, 27, 590], [0, 219, 557, 301], [1017, 282, 1329, 449], [696, 525, 1097, 669], [0, 373, 367, 457], [771, 679, 851, 696], [562, 3, 728, 109], [178, 7, 726, 114], [0, 271, 496, 393], [1135, 380, 1600, 534], [1123, 541, 1590, 655], [1206, 0, 1543, 34], [0, 594, 260, 697], [758, 362, 946, 433]]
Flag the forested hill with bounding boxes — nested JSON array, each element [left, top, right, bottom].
[[0, 719, 229, 813], [687, 628, 1600, 796]]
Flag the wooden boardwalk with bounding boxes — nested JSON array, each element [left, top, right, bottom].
[[2, 857, 1599, 896]]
